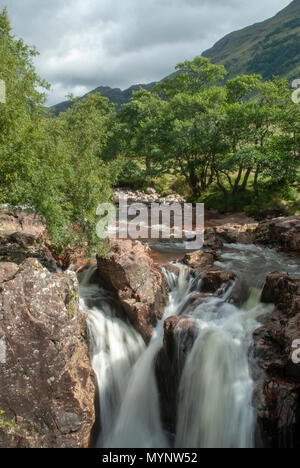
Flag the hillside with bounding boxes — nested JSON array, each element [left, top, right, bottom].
[[51, 0, 300, 114], [51, 82, 156, 115], [203, 0, 300, 80]]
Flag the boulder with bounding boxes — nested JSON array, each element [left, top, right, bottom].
[[203, 228, 223, 250], [0, 210, 46, 237], [200, 269, 235, 293], [0, 231, 57, 272], [182, 250, 215, 271], [255, 216, 300, 253], [0, 259, 96, 448], [215, 224, 256, 244], [156, 316, 199, 434], [97, 239, 169, 343], [251, 271, 300, 448]]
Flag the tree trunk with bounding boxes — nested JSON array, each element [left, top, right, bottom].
[[241, 168, 252, 191]]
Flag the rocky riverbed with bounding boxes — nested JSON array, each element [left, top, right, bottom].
[[0, 203, 300, 448]]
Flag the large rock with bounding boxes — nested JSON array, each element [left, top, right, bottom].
[[251, 271, 300, 448], [201, 269, 235, 293], [97, 239, 169, 343], [0, 232, 57, 272], [182, 250, 235, 293], [0, 210, 46, 237], [156, 316, 199, 434], [182, 250, 215, 271], [0, 259, 96, 448], [205, 212, 258, 245], [255, 216, 300, 253], [215, 224, 257, 244], [203, 228, 223, 250]]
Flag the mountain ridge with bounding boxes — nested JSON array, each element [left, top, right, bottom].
[[51, 1, 300, 114]]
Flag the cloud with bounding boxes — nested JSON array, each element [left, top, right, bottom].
[[1, 0, 292, 105]]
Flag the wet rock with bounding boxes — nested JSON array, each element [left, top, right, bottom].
[[0, 258, 96, 448], [255, 216, 300, 253], [251, 271, 300, 448], [201, 269, 235, 293], [203, 228, 223, 250], [156, 316, 199, 434], [97, 239, 169, 343], [216, 224, 256, 244], [182, 250, 215, 271], [261, 271, 300, 313], [0, 232, 57, 272]]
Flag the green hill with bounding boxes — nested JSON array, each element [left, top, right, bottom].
[[51, 82, 156, 115], [203, 0, 300, 80], [51, 0, 300, 114]]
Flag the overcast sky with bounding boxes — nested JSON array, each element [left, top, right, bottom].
[[2, 0, 292, 105]]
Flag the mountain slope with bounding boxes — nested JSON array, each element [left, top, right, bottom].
[[51, 1, 300, 114], [51, 82, 156, 115], [203, 0, 300, 80]]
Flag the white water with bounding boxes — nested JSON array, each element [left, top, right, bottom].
[[79, 245, 299, 449], [175, 287, 273, 448], [104, 266, 195, 448], [79, 267, 145, 446]]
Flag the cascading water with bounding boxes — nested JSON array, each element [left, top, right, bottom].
[[104, 266, 195, 448], [79, 266, 145, 446], [175, 287, 274, 448], [78, 244, 300, 449]]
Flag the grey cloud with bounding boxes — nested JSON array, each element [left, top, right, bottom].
[[1, 0, 292, 105]]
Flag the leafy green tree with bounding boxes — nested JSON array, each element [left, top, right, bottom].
[[117, 89, 166, 172], [151, 57, 228, 199], [0, 9, 115, 250]]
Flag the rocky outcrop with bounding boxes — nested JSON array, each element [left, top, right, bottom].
[[0, 232, 57, 272], [182, 250, 215, 271], [251, 271, 300, 448], [203, 228, 224, 250], [97, 239, 169, 343], [0, 259, 97, 448], [255, 216, 300, 253], [156, 316, 199, 434], [0, 209, 46, 237], [201, 269, 235, 293], [215, 224, 257, 244], [205, 212, 258, 245]]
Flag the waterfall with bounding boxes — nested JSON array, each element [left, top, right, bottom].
[[79, 267, 145, 446], [78, 243, 299, 449], [175, 286, 274, 449], [104, 266, 195, 448]]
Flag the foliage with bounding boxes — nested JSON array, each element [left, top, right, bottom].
[[106, 55, 299, 208], [0, 9, 115, 250]]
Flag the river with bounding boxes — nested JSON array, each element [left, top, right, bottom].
[[78, 239, 300, 448]]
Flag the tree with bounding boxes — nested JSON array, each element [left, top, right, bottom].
[[0, 9, 115, 250], [117, 89, 166, 173], [152, 57, 228, 199]]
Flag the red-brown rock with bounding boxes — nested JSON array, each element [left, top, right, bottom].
[[156, 316, 199, 434], [255, 216, 300, 253], [0, 259, 96, 448], [251, 271, 300, 447], [97, 239, 169, 343]]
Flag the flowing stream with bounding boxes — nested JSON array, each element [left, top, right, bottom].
[[79, 243, 300, 449]]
